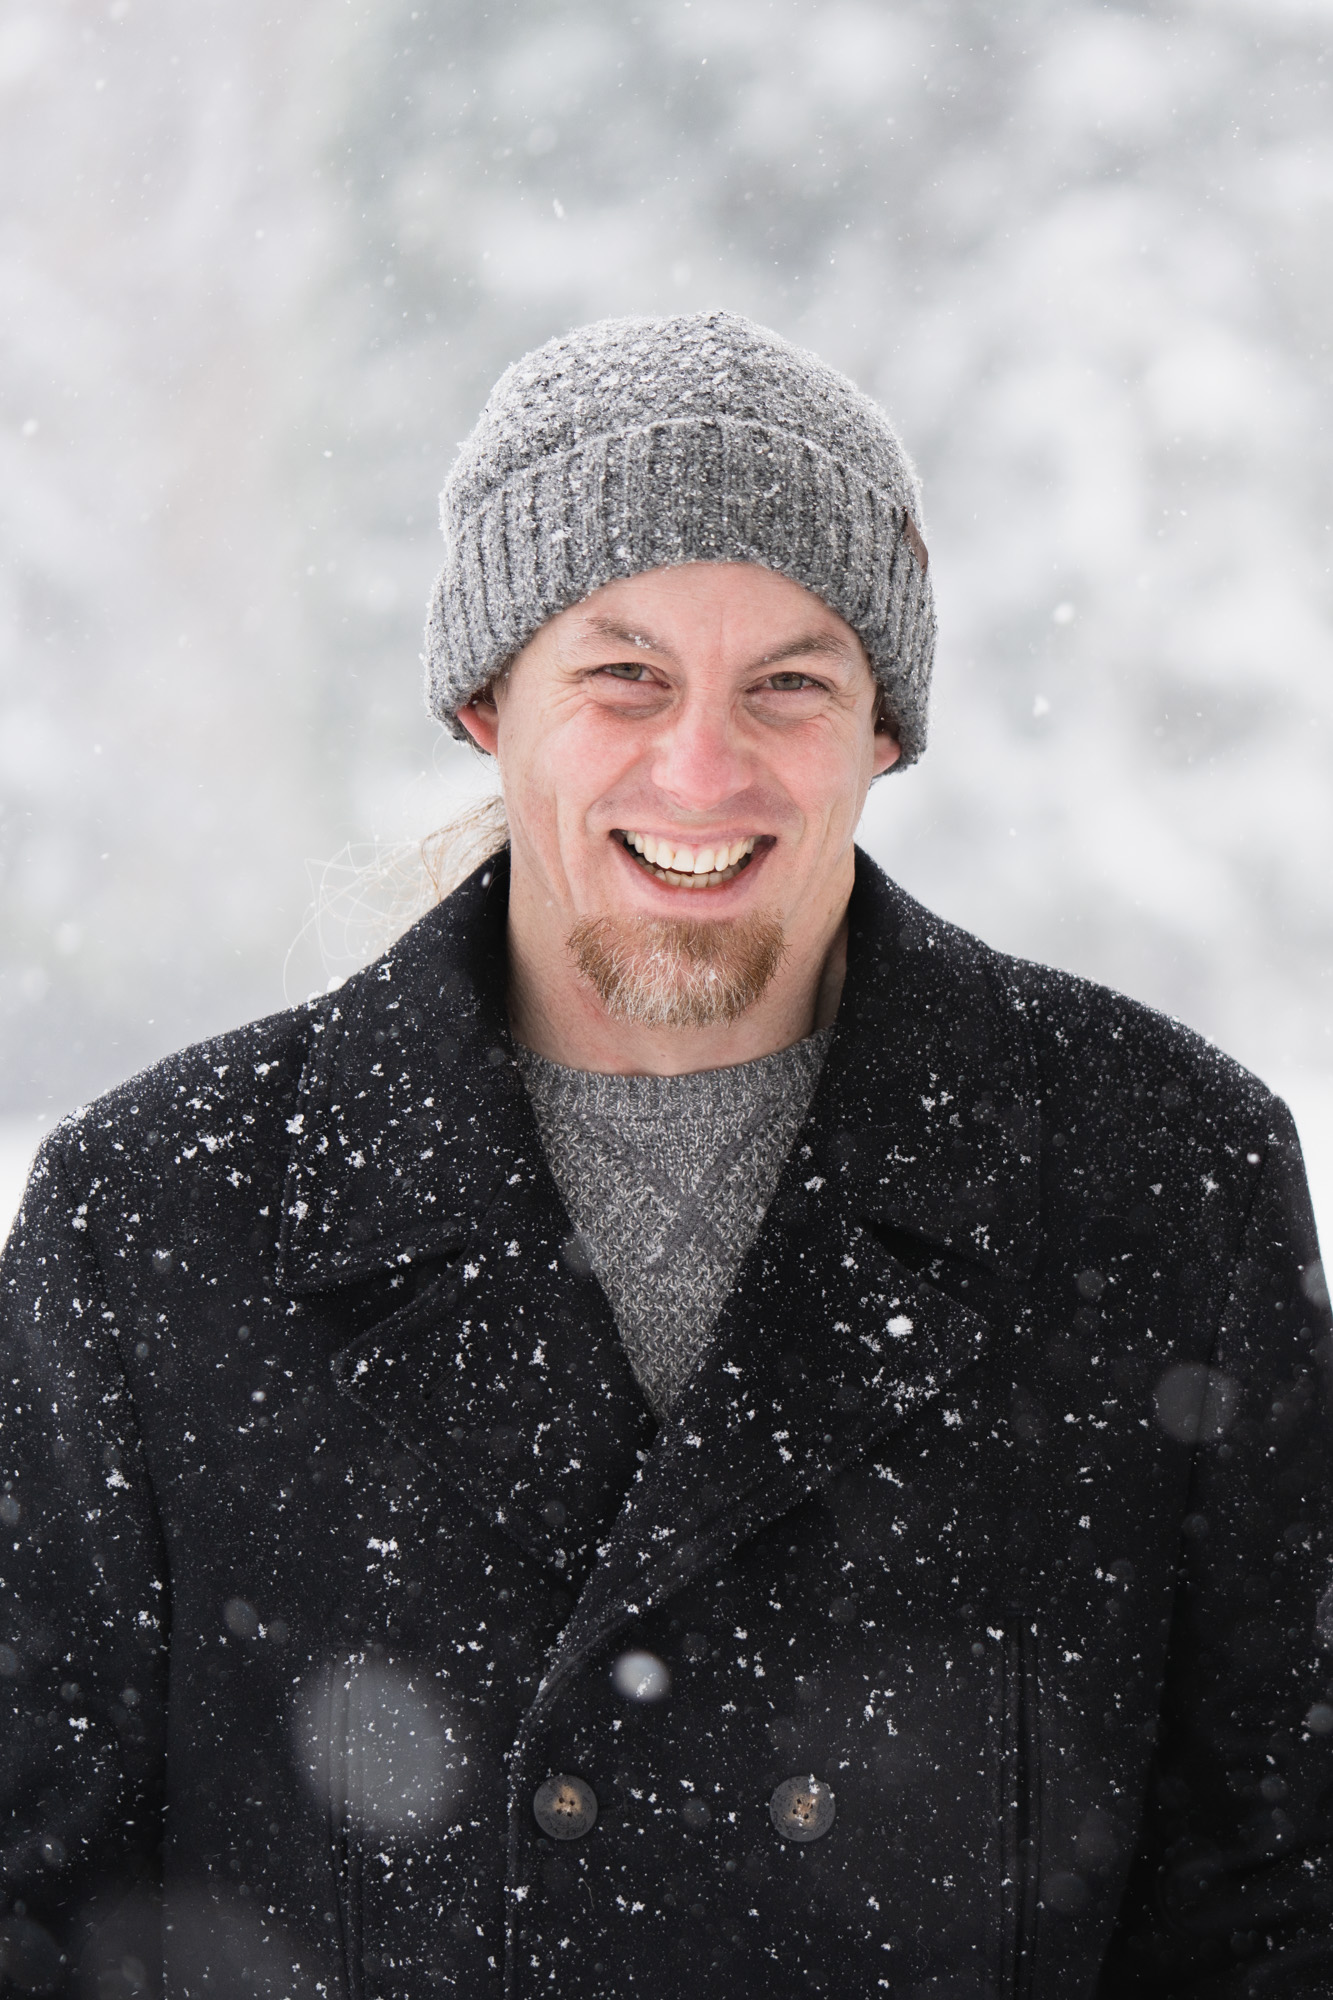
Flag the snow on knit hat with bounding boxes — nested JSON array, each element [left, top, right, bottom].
[[423, 310, 935, 766]]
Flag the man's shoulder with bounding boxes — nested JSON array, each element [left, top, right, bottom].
[[36, 870, 504, 1262], [980, 934, 1279, 1146], [867, 864, 1279, 1145], [47, 998, 331, 1202]]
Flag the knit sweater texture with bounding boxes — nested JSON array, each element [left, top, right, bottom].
[[515, 1028, 833, 1417]]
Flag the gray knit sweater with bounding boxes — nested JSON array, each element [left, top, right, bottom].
[[515, 1030, 832, 1418]]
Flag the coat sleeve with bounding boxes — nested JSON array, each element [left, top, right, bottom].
[[1100, 1098, 1333, 1997], [0, 1134, 168, 1995]]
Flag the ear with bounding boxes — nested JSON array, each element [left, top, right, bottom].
[[455, 696, 500, 757], [871, 724, 902, 778]]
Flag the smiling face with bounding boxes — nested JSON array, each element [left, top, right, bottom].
[[456, 560, 900, 1071]]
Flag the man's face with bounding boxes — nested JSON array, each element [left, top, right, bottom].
[[459, 561, 899, 1027]]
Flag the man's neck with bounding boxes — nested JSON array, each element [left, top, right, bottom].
[[505, 896, 850, 1078]]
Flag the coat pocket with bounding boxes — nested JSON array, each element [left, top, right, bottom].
[[1001, 1621, 1042, 1999]]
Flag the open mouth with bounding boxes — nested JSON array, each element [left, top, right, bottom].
[[616, 830, 760, 890]]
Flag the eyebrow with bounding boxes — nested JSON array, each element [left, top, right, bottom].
[[582, 615, 675, 658], [578, 617, 858, 674], [754, 633, 858, 670]]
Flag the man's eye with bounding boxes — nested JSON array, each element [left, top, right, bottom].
[[765, 672, 815, 692], [600, 661, 653, 682]]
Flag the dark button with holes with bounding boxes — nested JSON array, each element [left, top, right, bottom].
[[533, 1774, 598, 1841], [769, 1774, 836, 1842]]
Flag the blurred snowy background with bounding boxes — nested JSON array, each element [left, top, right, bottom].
[[2, 0, 1331, 1248]]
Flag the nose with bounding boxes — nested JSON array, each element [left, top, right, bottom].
[[648, 686, 752, 816]]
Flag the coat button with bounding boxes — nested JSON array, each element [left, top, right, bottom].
[[769, 1774, 836, 1842], [533, 1774, 598, 1841]]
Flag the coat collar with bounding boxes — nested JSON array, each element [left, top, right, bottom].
[[278, 848, 1040, 1296], [276, 855, 520, 1293], [823, 853, 1041, 1281]]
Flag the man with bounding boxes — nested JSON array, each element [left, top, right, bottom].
[[2, 311, 1331, 1999]]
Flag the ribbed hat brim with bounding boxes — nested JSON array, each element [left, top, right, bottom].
[[425, 413, 933, 765]]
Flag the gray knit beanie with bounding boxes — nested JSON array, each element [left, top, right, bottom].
[[424, 310, 935, 765]]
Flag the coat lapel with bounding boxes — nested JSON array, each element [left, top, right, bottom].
[[537, 1201, 992, 1706], [328, 1152, 654, 1577]]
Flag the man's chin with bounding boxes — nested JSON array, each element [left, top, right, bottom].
[[567, 911, 786, 1029]]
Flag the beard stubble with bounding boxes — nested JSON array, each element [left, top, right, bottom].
[[567, 911, 786, 1028]]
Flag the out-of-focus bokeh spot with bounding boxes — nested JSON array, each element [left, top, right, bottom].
[[293, 1657, 470, 1837]]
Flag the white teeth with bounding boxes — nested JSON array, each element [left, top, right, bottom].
[[622, 832, 757, 880]]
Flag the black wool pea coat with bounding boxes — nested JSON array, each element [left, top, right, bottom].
[[3, 852, 1332, 1999]]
